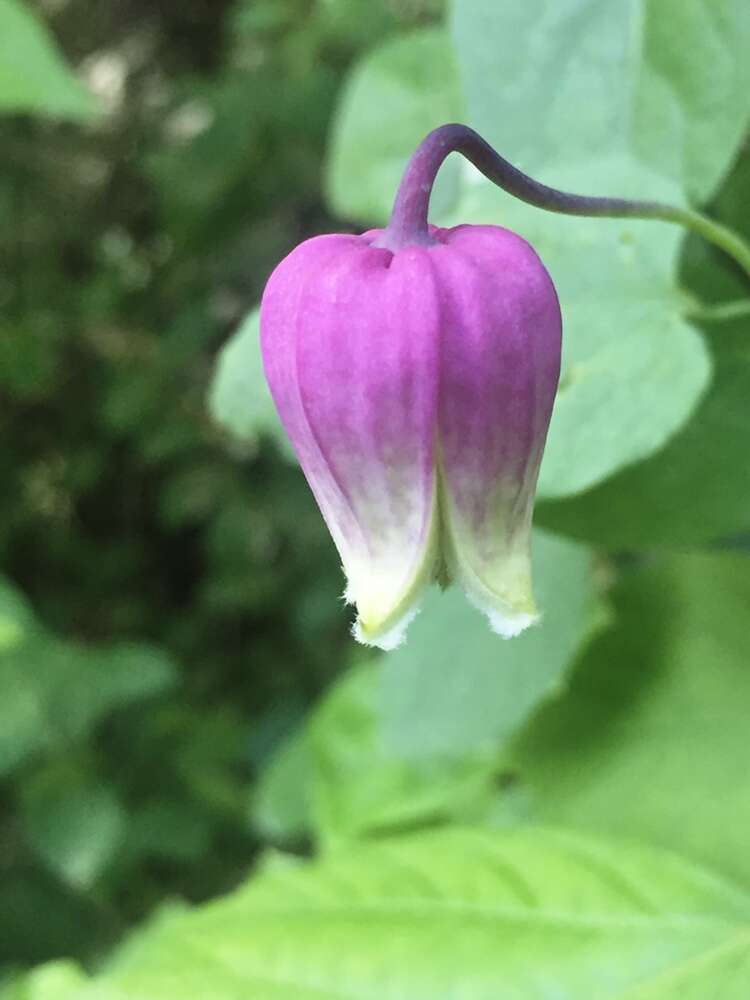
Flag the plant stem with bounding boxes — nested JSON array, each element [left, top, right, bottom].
[[376, 123, 750, 282], [686, 299, 750, 324]]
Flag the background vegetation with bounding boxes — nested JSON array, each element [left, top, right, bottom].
[[1, 0, 750, 996]]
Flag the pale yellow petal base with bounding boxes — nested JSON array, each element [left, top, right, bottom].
[[345, 498, 440, 652]]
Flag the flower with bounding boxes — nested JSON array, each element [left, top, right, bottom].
[[260, 221, 561, 650]]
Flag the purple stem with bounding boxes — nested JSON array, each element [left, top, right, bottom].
[[373, 124, 748, 269]]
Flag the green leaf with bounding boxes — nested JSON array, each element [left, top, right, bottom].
[[0, 872, 107, 968], [0, 637, 177, 775], [536, 152, 750, 545], [127, 799, 212, 862], [1, 961, 89, 1000], [0, 575, 34, 653], [251, 727, 313, 843], [255, 524, 601, 847], [453, 0, 750, 497], [308, 664, 498, 848], [325, 27, 463, 225], [0, 0, 98, 120], [509, 552, 750, 889], [379, 529, 602, 759], [80, 829, 750, 998], [450, 0, 750, 205], [21, 769, 126, 889], [442, 104, 710, 497], [208, 308, 294, 458], [537, 318, 750, 544]]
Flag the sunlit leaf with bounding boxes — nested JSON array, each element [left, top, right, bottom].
[[70, 828, 750, 999], [0, 961, 90, 1000]]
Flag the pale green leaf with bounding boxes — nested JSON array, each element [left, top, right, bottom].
[[450, 0, 750, 204], [538, 319, 750, 544], [258, 528, 600, 847], [450, 0, 739, 492], [208, 308, 294, 458], [251, 727, 313, 843], [379, 529, 602, 758], [441, 168, 712, 499], [0, 0, 98, 120], [509, 552, 750, 889], [537, 156, 750, 544], [308, 664, 498, 848], [325, 28, 463, 225], [80, 828, 750, 998]]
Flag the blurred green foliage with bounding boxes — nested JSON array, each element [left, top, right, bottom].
[[0, 0, 444, 973], [2, 0, 750, 996]]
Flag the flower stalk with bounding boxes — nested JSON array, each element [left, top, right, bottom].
[[375, 123, 750, 282]]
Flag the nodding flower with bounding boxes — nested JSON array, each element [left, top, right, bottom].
[[260, 126, 560, 649], [261, 122, 743, 649]]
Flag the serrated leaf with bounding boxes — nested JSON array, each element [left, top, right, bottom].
[[325, 27, 463, 225], [0, 0, 98, 120], [450, 0, 750, 205], [509, 552, 750, 889], [379, 529, 601, 759], [74, 828, 750, 999]]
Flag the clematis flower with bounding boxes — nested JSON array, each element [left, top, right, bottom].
[[260, 125, 561, 650]]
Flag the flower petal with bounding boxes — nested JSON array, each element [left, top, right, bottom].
[[261, 235, 442, 648], [432, 225, 562, 636]]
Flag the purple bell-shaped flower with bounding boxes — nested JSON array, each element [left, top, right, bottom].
[[260, 125, 561, 649]]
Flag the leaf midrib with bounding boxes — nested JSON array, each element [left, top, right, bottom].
[[199, 897, 747, 933]]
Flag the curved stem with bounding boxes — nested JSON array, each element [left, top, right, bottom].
[[375, 123, 750, 281]]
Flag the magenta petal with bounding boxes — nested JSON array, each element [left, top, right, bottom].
[[260, 221, 561, 647], [261, 235, 441, 648], [433, 225, 562, 635]]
